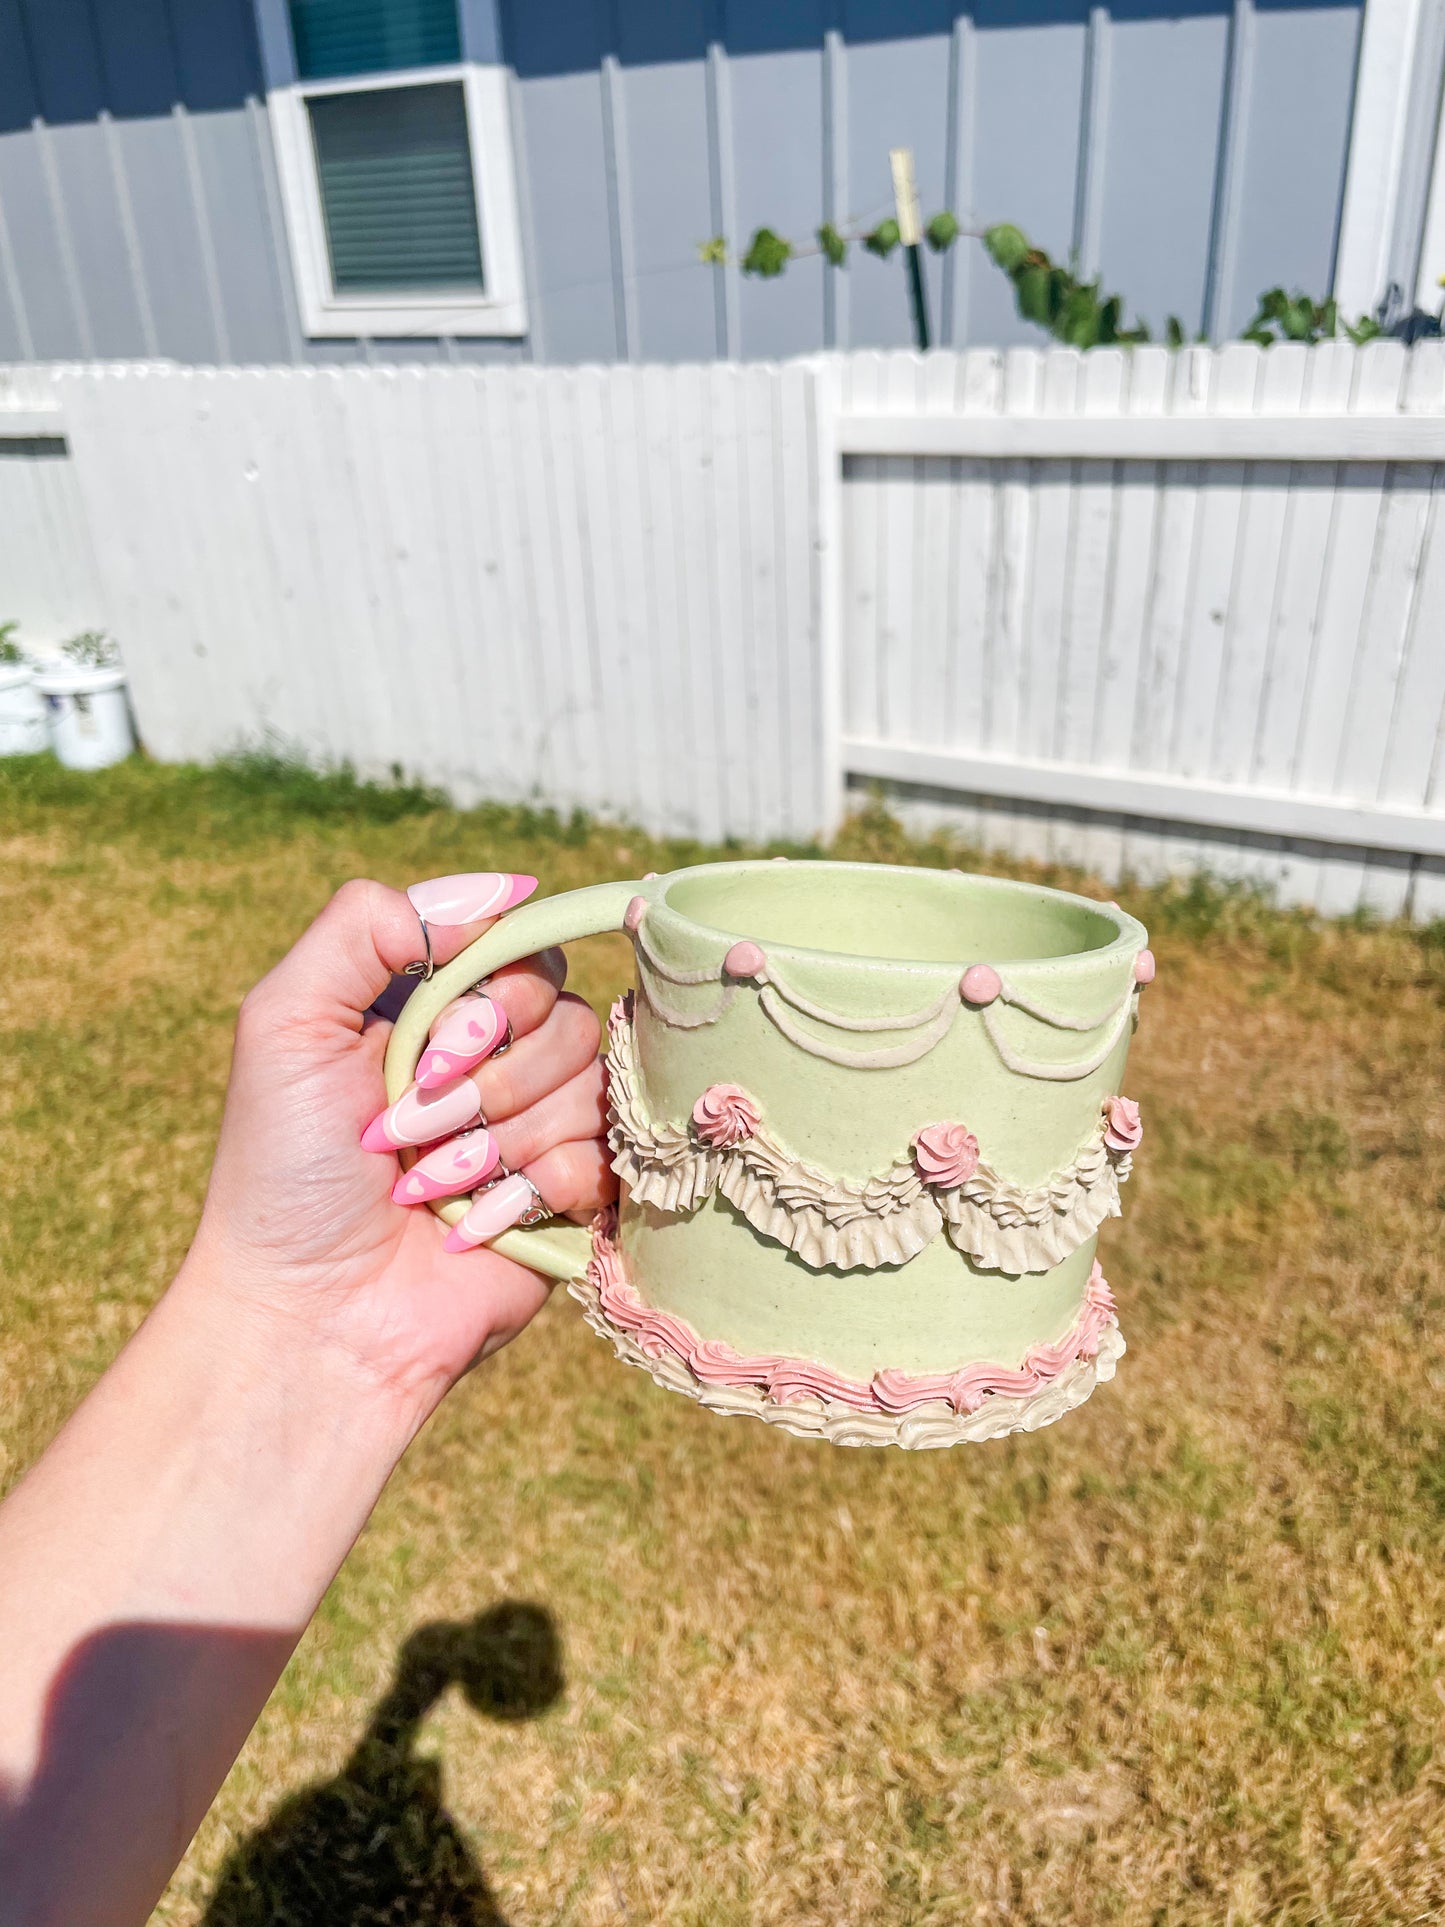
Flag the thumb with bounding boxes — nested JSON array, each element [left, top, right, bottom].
[[258, 873, 538, 1028]]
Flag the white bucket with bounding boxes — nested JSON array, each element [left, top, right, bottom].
[[0, 663, 48, 756], [33, 663, 136, 770]]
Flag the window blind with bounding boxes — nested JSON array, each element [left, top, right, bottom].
[[288, 0, 460, 80], [308, 82, 484, 292]]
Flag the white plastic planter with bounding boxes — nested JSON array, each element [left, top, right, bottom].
[[0, 663, 48, 756], [33, 662, 136, 770]]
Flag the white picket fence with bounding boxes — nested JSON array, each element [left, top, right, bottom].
[[2, 344, 1444, 919], [834, 342, 1445, 919], [52, 360, 826, 848]]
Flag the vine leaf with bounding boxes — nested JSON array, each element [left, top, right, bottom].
[[698, 235, 728, 267], [1241, 285, 1382, 346], [925, 211, 959, 253], [983, 223, 1031, 274], [1015, 261, 1053, 326], [817, 222, 848, 268], [864, 218, 900, 259], [742, 228, 792, 277]]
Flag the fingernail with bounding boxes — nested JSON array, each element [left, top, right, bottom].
[[415, 994, 506, 1090], [406, 873, 538, 927], [443, 1173, 537, 1251], [392, 1131, 499, 1203], [361, 1076, 481, 1151]]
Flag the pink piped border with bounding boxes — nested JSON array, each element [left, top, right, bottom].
[[585, 1211, 1116, 1418]]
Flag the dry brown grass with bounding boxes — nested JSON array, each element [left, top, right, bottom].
[[3, 757, 1445, 1926]]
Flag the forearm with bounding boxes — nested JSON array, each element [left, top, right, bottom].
[[0, 1261, 426, 1927]]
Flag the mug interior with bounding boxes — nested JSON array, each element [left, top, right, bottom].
[[663, 863, 1120, 965]]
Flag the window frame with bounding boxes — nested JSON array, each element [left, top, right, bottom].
[[253, 0, 527, 338]]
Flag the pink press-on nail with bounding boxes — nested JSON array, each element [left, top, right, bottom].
[[415, 993, 506, 1090], [406, 873, 538, 927], [361, 1076, 482, 1152], [392, 1130, 500, 1202], [443, 1172, 538, 1252]]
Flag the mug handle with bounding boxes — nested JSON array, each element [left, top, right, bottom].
[[382, 879, 642, 1282]]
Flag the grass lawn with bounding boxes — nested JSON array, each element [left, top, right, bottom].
[[3, 754, 1445, 1926]]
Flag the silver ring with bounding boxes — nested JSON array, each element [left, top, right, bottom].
[[516, 1176, 552, 1227], [466, 976, 512, 1055], [402, 914, 435, 982], [478, 1167, 551, 1227]]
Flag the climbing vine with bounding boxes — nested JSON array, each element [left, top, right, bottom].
[[979, 223, 1155, 348], [1240, 287, 1380, 347], [699, 217, 1382, 349]]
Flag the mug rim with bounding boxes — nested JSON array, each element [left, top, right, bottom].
[[649, 858, 1147, 977]]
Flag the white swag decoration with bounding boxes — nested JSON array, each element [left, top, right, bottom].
[[605, 996, 1136, 1274]]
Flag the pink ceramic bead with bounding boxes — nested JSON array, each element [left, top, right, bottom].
[[724, 939, 766, 979], [624, 895, 647, 932], [1134, 948, 1156, 985], [960, 963, 1002, 1006]]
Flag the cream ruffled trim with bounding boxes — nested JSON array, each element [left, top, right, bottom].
[[606, 995, 1133, 1274], [567, 1247, 1125, 1452]]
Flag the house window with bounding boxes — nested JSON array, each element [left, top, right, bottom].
[[254, 0, 526, 338]]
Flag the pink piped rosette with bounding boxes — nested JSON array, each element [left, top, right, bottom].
[[692, 1083, 761, 1149], [912, 1121, 981, 1188], [1101, 1095, 1143, 1179], [1102, 1094, 1142, 1153]]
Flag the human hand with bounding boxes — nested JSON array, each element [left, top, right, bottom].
[[184, 874, 615, 1427]]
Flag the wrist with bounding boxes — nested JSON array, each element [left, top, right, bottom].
[[163, 1246, 433, 1471]]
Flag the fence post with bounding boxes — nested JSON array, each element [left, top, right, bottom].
[[810, 353, 845, 840], [1334, 0, 1427, 318]]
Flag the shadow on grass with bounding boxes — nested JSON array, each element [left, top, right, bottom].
[[201, 1602, 563, 1927]]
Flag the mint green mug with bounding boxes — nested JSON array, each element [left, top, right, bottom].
[[386, 861, 1152, 1450]]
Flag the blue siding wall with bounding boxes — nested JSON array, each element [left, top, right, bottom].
[[1095, 3, 1231, 336], [0, 0, 1363, 365]]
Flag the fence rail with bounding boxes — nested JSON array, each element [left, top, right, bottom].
[[1, 343, 1443, 919]]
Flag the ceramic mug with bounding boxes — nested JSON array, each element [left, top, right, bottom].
[[385, 860, 1152, 1450]]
